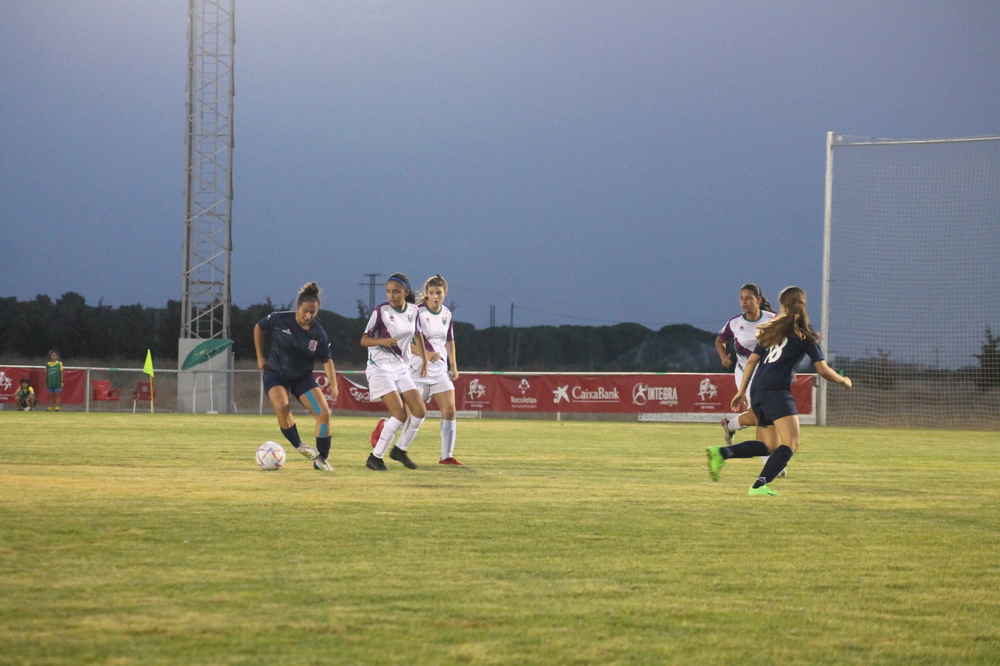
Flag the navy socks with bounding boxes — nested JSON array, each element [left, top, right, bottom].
[[752, 445, 793, 488], [721, 440, 770, 459], [280, 425, 302, 448], [316, 436, 332, 459]]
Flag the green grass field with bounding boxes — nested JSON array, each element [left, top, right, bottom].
[[1, 413, 998, 665]]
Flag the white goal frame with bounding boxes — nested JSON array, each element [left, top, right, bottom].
[[819, 132, 1000, 426]]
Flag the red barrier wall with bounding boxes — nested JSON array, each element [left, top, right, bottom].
[[316, 372, 814, 417], [0, 367, 86, 404]]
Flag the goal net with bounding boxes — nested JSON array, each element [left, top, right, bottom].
[[821, 133, 1000, 429]]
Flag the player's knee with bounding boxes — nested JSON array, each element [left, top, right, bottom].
[[410, 403, 427, 419], [441, 405, 456, 420]]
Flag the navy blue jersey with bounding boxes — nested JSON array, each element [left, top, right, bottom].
[[750, 334, 824, 398], [258, 311, 332, 379]]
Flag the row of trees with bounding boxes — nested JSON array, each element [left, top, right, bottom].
[[5, 293, 996, 386], [0, 293, 728, 372], [825, 327, 1000, 392]]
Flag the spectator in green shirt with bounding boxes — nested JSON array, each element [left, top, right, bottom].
[[46, 350, 63, 412]]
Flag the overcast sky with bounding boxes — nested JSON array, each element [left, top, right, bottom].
[[1, 1, 998, 332]]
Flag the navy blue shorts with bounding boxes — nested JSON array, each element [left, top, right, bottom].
[[751, 388, 798, 427], [262, 371, 318, 400]]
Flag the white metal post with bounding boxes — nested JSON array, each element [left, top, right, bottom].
[[819, 132, 836, 427]]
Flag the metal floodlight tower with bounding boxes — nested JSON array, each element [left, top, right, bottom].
[[360, 273, 383, 313], [181, 0, 235, 341]]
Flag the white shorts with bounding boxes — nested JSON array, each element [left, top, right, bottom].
[[366, 364, 419, 401], [734, 367, 754, 400], [415, 375, 455, 401]]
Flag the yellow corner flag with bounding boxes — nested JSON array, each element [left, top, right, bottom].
[[143, 350, 155, 413]]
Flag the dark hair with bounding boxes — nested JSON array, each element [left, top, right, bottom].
[[740, 283, 774, 314], [418, 274, 448, 305], [756, 286, 819, 348], [387, 273, 415, 304], [296, 282, 321, 307], [20, 378, 30, 385]]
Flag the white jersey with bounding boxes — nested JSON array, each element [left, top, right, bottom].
[[410, 303, 454, 380], [365, 301, 422, 370], [718, 311, 778, 387]]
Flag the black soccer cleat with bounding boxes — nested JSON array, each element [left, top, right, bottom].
[[389, 446, 418, 470], [366, 453, 387, 471]]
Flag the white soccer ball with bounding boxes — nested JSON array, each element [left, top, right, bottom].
[[256, 441, 286, 471]]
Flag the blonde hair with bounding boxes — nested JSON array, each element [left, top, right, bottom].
[[755, 286, 819, 348], [418, 274, 448, 305]]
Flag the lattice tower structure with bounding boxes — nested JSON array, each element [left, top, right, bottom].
[[181, 0, 235, 340]]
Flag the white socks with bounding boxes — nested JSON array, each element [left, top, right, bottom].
[[373, 417, 405, 458], [440, 419, 456, 459], [726, 415, 747, 433], [395, 416, 425, 451]]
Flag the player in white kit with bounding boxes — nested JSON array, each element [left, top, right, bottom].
[[361, 273, 428, 471], [716, 284, 777, 444], [397, 275, 462, 464]]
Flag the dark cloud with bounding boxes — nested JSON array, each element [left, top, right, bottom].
[[2, 1, 998, 331]]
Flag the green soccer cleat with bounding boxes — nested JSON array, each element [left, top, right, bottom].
[[706, 446, 725, 481], [748, 484, 777, 496]]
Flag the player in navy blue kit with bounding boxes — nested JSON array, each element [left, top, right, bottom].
[[254, 282, 339, 472], [706, 287, 852, 495]]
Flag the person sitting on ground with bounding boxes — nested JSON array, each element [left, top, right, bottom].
[[15, 378, 37, 411]]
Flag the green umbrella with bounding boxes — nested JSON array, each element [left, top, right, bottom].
[[181, 339, 234, 371]]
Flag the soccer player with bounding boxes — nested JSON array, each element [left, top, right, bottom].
[[716, 284, 776, 443], [706, 287, 852, 496], [395, 275, 462, 465], [45, 350, 63, 411], [361, 273, 427, 471], [15, 379, 36, 411], [254, 282, 339, 472]]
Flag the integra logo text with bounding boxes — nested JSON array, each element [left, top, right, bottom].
[[632, 383, 678, 406]]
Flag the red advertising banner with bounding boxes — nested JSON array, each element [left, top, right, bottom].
[[314, 372, 384, 412], [452, 373, 814, 417], [322, 371, 814, 420], [0, 367, 86, 405]]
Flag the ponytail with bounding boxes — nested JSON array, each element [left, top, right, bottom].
[[387, 273, 415, 304], [755, 286, 819, 348], [741, 283, 774, 314], [296, 282, 321, 307]]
